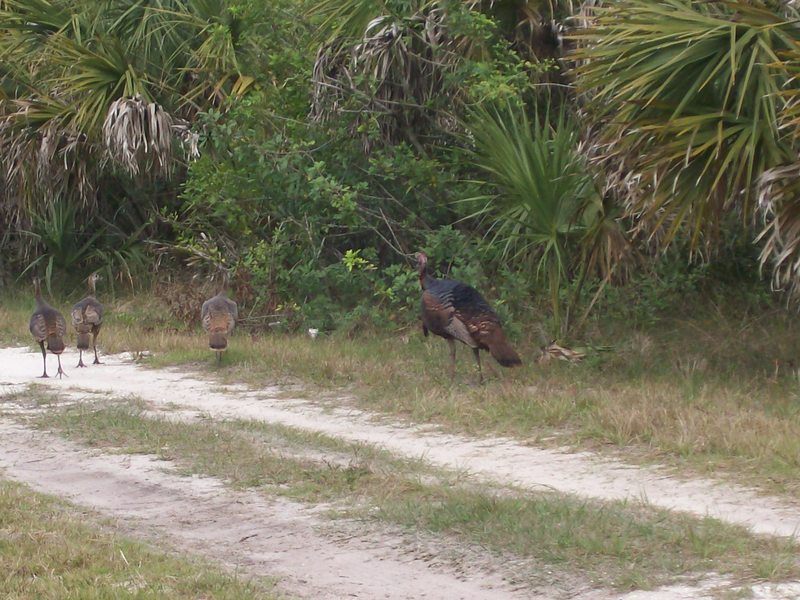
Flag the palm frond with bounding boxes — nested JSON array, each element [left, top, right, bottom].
[[468, 103, 596, 253], [52, 35, 150, 131], [0, 96, 97, 225], [103, 95, 178, 177], [756, 163, 800, 295], [466, 101, 622, 332], [310, 2, 481, 150], [572, 0, 798, 250]]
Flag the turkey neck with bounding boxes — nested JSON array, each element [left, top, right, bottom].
[[417, 263, 434, 290], [33, 281, 46, 309]]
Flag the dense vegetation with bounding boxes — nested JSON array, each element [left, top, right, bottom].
[[1, 0, 799, 339]]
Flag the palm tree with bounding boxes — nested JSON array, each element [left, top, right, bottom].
[[467, 102, 628, 334], [756, 42, 800, 296], [0, 0, 257, 265], [308, 0, 576, 150], [1, 0, 252, 167], [571, 0, 800, 292]]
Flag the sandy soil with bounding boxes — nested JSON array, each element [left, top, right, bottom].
[[1, 346, 800, 599]]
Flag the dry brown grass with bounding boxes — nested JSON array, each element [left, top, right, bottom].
[[2, 288, 800, 498]]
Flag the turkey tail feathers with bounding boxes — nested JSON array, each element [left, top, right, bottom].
[[47, 334, 65, 354], [209, 332, 228, 351], [486, 331, 522, 367]]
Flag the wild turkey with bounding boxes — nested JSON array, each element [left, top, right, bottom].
[[71, 272, 104, 367], [29, 278, 67, 378], [201, 281, 238, 365], [416, 251, 522, 383]]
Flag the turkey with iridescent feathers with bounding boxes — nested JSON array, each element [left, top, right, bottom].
[[415, 252, 521, 383]]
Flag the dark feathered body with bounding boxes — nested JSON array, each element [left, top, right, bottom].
[[30, 280, 67, 378], [29, 300, 67, 353], [421, 278, 521, 366], [201, 291, 237, 363], [71, 273, 104, 367], [416, 252, 521, 382], [72, 296, 103, 348]]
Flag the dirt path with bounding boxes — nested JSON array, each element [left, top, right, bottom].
[[1, 347, 797, 538], [0, 420, 541, 600], [2, 346, 800, 599]]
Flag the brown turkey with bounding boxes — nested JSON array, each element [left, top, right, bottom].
[[201, 279, 238, 365], [29, 278, 67, 378], [415, 251, 521, 383], [71, 272, 104, 367]]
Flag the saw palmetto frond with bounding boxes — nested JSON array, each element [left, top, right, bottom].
[[573, 0, 798, 251]]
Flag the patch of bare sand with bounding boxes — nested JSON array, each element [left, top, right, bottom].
[[16, 418, 800, 600], [1, 347, 796, 539]]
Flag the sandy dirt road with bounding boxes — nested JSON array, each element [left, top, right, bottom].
[[0, 420, 541, 600], [1, 346, 799, 599]]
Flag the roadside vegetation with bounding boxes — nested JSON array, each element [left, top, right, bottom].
[[0, 479, 279, 599], [4, 0, 800, 341], [2, 282, 800, 499]]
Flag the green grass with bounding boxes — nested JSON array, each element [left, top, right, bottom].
[[0, 479, 280, 599], [23, 397, 800, 592]]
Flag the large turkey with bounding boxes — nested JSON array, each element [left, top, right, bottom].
[[415, 252, 521, 383]]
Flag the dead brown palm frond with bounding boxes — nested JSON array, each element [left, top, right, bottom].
[[102, 95, 179, 177], [756, 164, 800, 296], [37, 121, 94, 201], [537, 340, 587, 363], [750, 43, 800, 299], [579, 196, 635, 284], [0, 116, 39, 230], [0, 0, 261, 276], [310, 41, 350, 124], [0, 100, 97, 213], [579, 123, 682, 257], [310, 0, 591, 150]]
